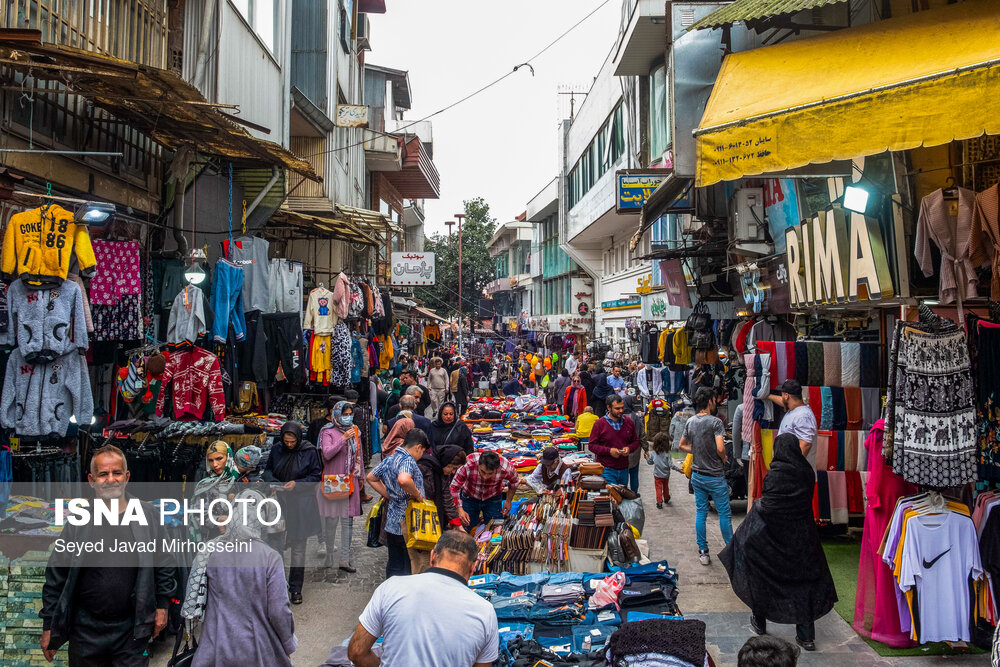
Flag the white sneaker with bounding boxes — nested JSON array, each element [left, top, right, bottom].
[[698, 550, 711, 566], [316, 543, 327, 559]]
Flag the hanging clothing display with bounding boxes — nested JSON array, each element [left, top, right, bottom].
[[268, 257, 303, 314], [308, 333, 332, 385], [0, 348, 93, 437], [7, 278, 88, 362], [90, 240, 141, 305], [91, 293, 142, 342], [210, 259, 247, 343], [888, 324, 977, 487], [263, 313, 306, 385], [223, 235, 271, 312], [915, 187, 979, 304], [303, 286, 338, 334], [154, 346, 226, 421], [882, 497, 981, 643], [970, 183, 1000, 299], [166, 285, 208, 345], [853, 420, 919, 647], [330, 323, 352, 387], [1, 205, 98, 288]]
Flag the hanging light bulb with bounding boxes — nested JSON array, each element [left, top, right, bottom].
[[184, 247, 208, 285]]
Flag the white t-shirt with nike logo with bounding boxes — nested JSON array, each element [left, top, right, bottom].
[[898, 511, 983, 642]]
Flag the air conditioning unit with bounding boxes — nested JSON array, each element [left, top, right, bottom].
[[357, 14, 372, 51], [729, 188, 765, 242]]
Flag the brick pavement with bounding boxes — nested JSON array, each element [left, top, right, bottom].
[[149, 457, 991, 666]]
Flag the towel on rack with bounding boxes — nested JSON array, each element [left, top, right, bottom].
[[820, 387, 834, 430], [845, 386, 863, 429], [831, 387, 847, 430], [807, 386, 823, 425], [794, 342, 809, 385], [807, 342, 825, 386], [860, 343, 880, 387], [861, 387, 881, 430], [828, 471, 849, 524]]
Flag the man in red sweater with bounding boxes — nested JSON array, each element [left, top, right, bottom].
[[587, 395, 640, 487]]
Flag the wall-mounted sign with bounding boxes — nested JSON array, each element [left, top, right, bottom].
[[391, 252, 435, 286], [572, 278, 593, 319], [616, 173, 668, 212], [784, 207, 894, 308], [601, 298, 641, 311], [635, 274, 653, 294], [641, 293, 682, 321], [335, 105, 370, 128], [764, 178, 800, 254]]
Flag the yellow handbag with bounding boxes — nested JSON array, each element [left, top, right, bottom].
[[405, 499, 442, 550], [682, 453, 694, 479]]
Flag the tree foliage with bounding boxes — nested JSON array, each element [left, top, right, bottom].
[[415, 197, 497, 317]]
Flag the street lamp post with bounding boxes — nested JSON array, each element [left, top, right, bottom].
[[455, 213, 466, 357]]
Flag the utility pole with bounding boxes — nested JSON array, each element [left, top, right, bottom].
[[455, 213, 466, 357]]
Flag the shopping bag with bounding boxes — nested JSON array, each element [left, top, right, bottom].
[[366, 497, 386, 548], [322, 473, 354, 500], [404, 499, 442, 550], [681, 453, 694, 479]]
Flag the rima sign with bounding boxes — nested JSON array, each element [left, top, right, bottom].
[[784, 207, 894, 308]]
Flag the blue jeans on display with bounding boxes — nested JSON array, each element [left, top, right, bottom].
[[628, 463, 640, 493], [462, 493, 504, 526], [602, 467, 629, 486], [211, 259, 247, 342], [691, 472, 733, 552]]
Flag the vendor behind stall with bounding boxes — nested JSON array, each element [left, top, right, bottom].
[[525, 447, 575, 492]]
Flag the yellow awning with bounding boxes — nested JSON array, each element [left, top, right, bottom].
[[694, 0, 1000, 186]]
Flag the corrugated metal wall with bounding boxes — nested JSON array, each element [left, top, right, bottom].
[[291, 0, 328, 111]]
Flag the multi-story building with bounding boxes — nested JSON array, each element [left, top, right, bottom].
[[486, 219, 533, 329], [525, 178, 594, 337]]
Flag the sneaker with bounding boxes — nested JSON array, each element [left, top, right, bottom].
[[339, 564, 357, 573], [316, 543, 327, 559], [750, 614, 766, 635], [698, 550, 711, 566], [796, 638, 816, 652], [665, 498, 671, 505], [290, 590, 303, 605], [656, 503, 663, 509]]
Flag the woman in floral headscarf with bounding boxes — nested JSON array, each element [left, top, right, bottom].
[[192, 441, 239, 535], [316, 401, 363, 576]]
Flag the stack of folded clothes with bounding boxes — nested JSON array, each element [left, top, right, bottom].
[[619, 561, 680, 619]]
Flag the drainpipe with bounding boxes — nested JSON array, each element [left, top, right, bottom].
[[193, 0, 218, 92], [245, 165, 281, 222]]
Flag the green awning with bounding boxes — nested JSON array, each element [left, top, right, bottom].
[[689, 0, 847, 30]]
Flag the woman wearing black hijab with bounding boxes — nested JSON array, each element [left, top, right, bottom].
[[719, 433, 837, 652], [428, 402, 475, 454]]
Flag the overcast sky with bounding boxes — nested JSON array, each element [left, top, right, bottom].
[[368, 0, 621, 237]]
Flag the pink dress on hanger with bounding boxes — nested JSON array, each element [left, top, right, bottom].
[[853, 419, 918, 647]]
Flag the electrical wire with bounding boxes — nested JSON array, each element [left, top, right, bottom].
[[303, 0, 614, 159]]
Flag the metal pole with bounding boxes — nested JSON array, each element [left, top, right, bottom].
[[455, 213, 466, 357]]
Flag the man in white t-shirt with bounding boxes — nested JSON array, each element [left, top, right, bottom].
[[770, 379, 818, 472], [347, 531, 498, 667]]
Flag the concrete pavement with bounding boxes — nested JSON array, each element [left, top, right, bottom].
[[150, 459, 991, 666]]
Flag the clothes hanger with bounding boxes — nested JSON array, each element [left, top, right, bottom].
[[943, 176, 958, 200]]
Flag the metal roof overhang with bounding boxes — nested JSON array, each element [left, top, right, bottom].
[[0, 34, 320, 181], [693, 0, 1000, 186], [688, 0, 848, 31], [412, 306, 448, 322], [335, 203, 402, 235], [272, 208, 380, 245]]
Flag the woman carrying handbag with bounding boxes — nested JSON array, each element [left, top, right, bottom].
[[316, 401, 364, 578]]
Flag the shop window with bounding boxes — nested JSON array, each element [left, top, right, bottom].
[[648, 64, 670, 161], [233, 0, 276, 53], [340, 0, 353, 52]]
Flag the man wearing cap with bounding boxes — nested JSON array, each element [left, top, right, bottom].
[[770, 379, 818, 472], [525, 447, 575, 492]]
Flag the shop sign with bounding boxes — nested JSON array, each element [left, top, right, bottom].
[[617, 173, 668, 212], [785, 207, 895, 308], [601, 298, 641, 311], [572, 278, 594, 318], [635, 274, 653, 294], [641, 293, 682, 321], [335, 105, 369, 128], [390, 252, 435, 286], [659, 259, 691, 308], [526, 315, 593, 333]]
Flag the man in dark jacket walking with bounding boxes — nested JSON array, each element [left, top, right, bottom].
[[41, 445, 176, 666]]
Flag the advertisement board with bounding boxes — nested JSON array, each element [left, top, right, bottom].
[[391, 252, 435, 286]]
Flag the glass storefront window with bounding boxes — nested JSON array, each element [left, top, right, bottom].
[[649, 64, 669, 161]]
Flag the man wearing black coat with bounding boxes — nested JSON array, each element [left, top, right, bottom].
[[400, 370, 432, 417], [41, 445, 176, 666]]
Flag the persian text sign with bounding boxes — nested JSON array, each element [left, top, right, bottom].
[[391, 252, 435, 286], [335, 105, 370, 128], [617, 173, 668, 212]]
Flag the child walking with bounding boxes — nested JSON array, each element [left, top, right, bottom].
[[646, 432, 672, 508]]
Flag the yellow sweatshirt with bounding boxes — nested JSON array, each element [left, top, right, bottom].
[[575, 412, 599, 439], [2, 205, 97, 287], [673, 328, 692, 365]]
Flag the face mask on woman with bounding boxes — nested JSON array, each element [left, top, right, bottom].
[[341, 415, 354, 426]]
